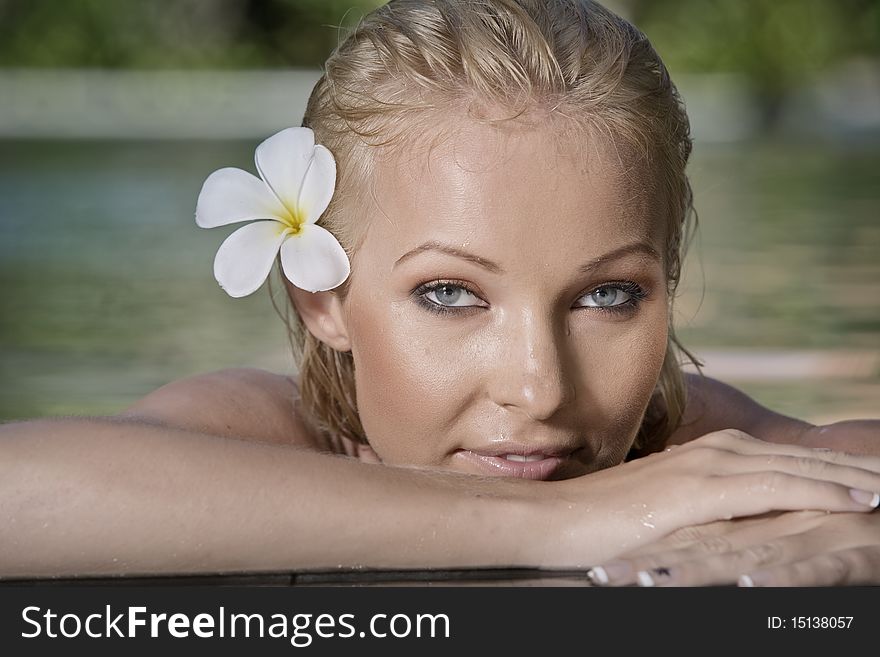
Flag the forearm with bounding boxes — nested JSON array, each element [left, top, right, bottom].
[[0, 417, 542, 578], [799, 419, 880, 457], [6, 419, 875, 579]]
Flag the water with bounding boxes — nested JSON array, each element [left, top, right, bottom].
[[1, 139, 878, 422], [675, 141, 880, 422], [0, 140, 291, 419], [676, 142, 880, 350]]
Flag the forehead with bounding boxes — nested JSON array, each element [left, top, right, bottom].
[[361, 114, 665, 271]]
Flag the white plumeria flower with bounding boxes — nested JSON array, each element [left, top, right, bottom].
[[195, 127, 350, 297]]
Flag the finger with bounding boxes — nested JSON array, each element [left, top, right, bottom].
[[728, 454, 880, 496], [740, 547, 880, 587], [622, 511, 826, 562], [592, 525, 801, 587], [702, 472, 879, 521], [690, 430, 880, 473], [634, 471, 877, 542], [668, 442, 880, 497], [598, 511, 877, 587], [637, 536, 809, 587]]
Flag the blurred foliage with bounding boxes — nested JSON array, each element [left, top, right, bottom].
[[628, 0, 880, 123], [1, 0, 877, 77], [0, 0, 878, 126], [630, 0, 880, 81], [0, 0, 385, 68]]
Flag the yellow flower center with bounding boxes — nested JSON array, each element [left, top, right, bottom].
[[279, 208, 305, 236]]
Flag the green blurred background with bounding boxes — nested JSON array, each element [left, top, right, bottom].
[[1, 0, 878, 424]]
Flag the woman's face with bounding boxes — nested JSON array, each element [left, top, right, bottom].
[[341, 116, 670, 480]]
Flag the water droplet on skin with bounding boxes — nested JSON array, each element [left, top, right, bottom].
[[641, 511, 656, 529]]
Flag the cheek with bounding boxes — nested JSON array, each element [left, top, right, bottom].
[[574, 302, 669, 451], [632, 309, 668, 406], [619, 302, 669, 394], [347, 301, 470, 465]]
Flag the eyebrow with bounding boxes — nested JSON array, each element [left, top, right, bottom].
[[393, 240, 661, 274]]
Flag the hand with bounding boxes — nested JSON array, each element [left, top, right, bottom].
[[544, 429, 880, 567], [585, 509, 880, 586]]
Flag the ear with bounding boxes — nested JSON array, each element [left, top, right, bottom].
[[286, 281, 352, 352]]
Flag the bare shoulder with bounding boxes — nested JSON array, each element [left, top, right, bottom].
[[667, 372, 814, 446], [119, 368, 321, 449]]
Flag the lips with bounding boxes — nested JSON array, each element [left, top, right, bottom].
[[453, 446, 574, 481]]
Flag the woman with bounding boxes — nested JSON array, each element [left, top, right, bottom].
[[2, 0, 878, 586]]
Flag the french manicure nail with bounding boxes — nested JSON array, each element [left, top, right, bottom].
[[586, 561, 632, 586], [849, 489, 880, 508], [586, 566, 609, 585], [636, 570, 655, 587], [739, 570, 771, 586]]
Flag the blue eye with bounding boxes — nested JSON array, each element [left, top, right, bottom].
[[574, 281, 648, 314], [427, 284, 469, 307], [577, 286, 631, 308], [413, 280, 647, 317], [416, 281, 488, 312]]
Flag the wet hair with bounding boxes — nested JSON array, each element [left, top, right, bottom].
[[279, 0, 701, 457]]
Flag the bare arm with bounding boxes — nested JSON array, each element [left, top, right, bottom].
[[0, 415, 536, 578], [3, 369, 879, 579], [669, 373, 879, 456]]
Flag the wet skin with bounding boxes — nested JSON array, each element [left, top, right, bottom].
[[338, 115, 670, 480]]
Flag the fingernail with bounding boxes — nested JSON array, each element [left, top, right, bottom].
[[849, 489, 880, 508], [739, 571, 770, 587], [586, 561, 632, 586], [637, 567, 674, 586], [586, 566, 609, 585]]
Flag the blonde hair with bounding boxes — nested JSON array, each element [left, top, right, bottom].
[[280, 0, 702, 456]]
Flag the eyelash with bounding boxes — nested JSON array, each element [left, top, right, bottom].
[[412, 279, 483, 316], [412, 279, 649, 317]]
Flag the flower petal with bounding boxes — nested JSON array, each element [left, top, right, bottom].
[[280, 224, 351, 293], [255, 127, 315, 213], [299, 144, 336, 224], [196, 167, 289, 228], [213, 221, 289, 298]]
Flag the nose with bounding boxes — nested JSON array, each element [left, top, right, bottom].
[[488, 309, 575, 420]]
